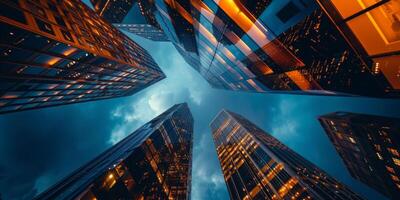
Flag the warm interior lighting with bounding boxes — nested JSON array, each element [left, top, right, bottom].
[[47, 57, 62, 66], [215, 0, 303, 67], [278, 178, 299, 198], [330, 0, 400, 55], [62, 47, 77, 56], [285, 70, 312, 90]]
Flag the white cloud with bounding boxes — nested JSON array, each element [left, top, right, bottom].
[[270, 99, 300, 139], [108, 44, 209, 144], [191, 133, 226, 200]]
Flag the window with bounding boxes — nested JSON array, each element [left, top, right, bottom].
[[276, 2, 300, 23], [386, 166, 395, 174], [391, 174, 400, 182], [376, 152, 383, 160], [388, 148, 400, 157], [54, 15, 66, 27], [393, 157, 400, 166], [35, 18, 55, 35], [62, 30, 74, 42], [348, 137, 357, 144]]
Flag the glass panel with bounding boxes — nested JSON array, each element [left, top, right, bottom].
[[346, 0, 400, 55], [373, 55, 400, 89], [330, 0, 384, 18]]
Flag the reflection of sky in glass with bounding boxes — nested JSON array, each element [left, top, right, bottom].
[[121, 2, 147, 24], [259, 0, 317, 40]]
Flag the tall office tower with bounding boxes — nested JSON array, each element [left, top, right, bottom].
[[319, 112, 400, 199], [35, 103, 193, 200], [211, 110, 364, 200], [148, 0, 399, 97], [0, 0, 165, 114], [91, 0, 169, 41]]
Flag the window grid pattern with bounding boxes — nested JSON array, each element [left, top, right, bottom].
[[319, 112, 400, 199], [0, 0, 165, 114], [211, 110, 364, 200], [35, 103, 193, 200], [150, 0, 398, 97]]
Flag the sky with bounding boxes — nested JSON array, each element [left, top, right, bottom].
[[1, 2, 400, 200]]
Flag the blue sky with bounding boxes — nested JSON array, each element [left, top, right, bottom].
[[1, 1, 400, 199]]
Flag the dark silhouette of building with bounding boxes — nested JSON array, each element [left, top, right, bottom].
[[146, 0, 399, 97], [211, 110, 364, 200], [0, 0, 165, 114], [91, 0, 169, 41], [35, 103, 193, 200], [319, 112, 400, 199]]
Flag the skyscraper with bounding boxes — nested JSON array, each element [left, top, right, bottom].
[[91, 0, 169, 41], [0, 0, 165, 114], [211, 110, 364, 200], [35, 103, 193, 200], [319, 112, 400, 199], [148, 0, 399, 97]]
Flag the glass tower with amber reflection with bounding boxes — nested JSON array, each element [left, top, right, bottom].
[[211, 110, 364, 200], [319, 112, 400, 199], [149, 0, 400, 97], [0, 0, 165, 114], [35, 103, 193, 200]]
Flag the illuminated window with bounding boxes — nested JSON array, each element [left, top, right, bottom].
[[393, 157, 400, 166], [386, 166, 396, 174], [336, 132, 343, 140], [391, 174, 400, 182], [35, 18, 55, 35], [376, 152, 383, 160], [341, 0, 400, 55], [373, 56, 400, 89], [388, 148, 400, 157], [348, 137, 357, 144]]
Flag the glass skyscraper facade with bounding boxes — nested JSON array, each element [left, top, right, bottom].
[[146, 0, 399, 97], [35, 103, 193, 200], [211, 110, 364, 200], [0, 0, 165, 114], [91, 0, 169, 41], [319, 112, 400, 199]]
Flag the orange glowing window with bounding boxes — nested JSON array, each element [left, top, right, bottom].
[[388, 148, 400, 157], [218, 0, 253, 31], [2, 94, 18, 99], [62, 47, 77, 56], [285, 70, 312, 90], [335, 0, 400, 55], [386, 165, 396, 173], [392, 157, 400, 166], [254, 61, 273, 75], [47, 57, 61, 66], [391, 174, 400, 182], [330, 0, 381, 18], [278, 178, 299, 197]]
